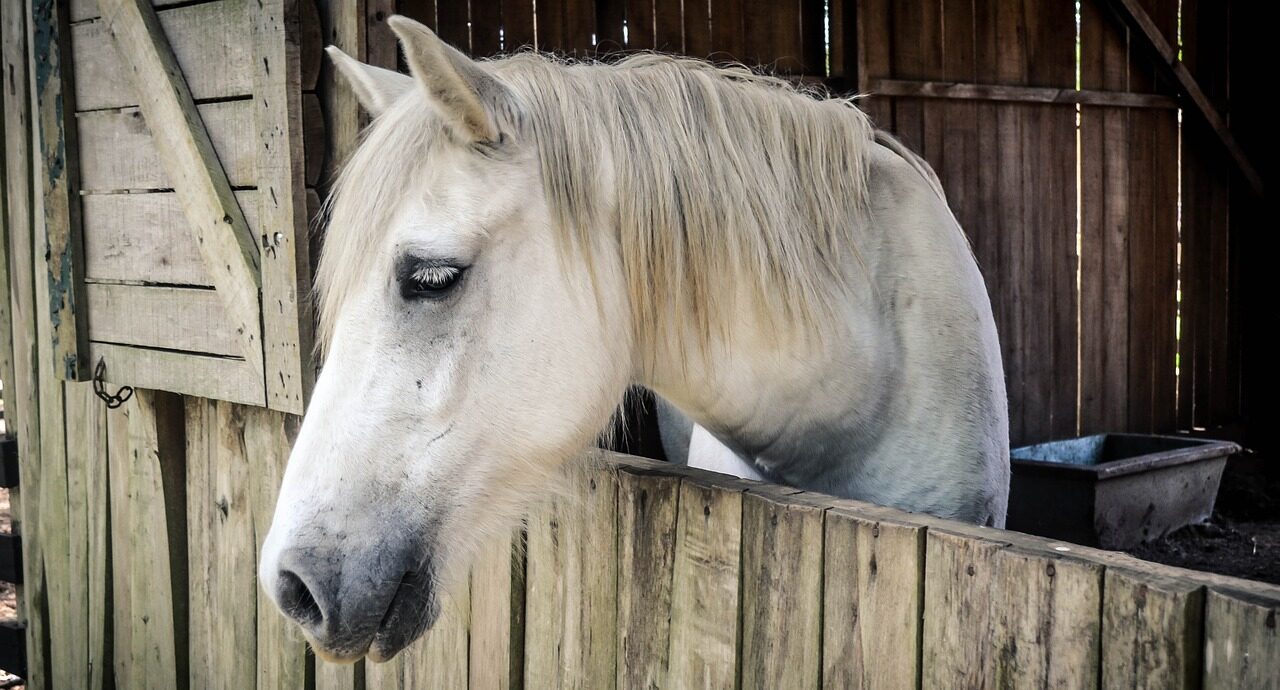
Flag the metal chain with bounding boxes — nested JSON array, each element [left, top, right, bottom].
[[93, 358, 134, 409]]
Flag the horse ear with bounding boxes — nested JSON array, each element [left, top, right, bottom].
[[326, 46, 413, 116], [387, 15, 504, 144]]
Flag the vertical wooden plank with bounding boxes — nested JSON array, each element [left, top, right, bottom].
[[665, 476, 743, 689], [316, 659, 366, 690], [682, 0, 710, 58], [524, 466, 619, 690], [624, 0, 655, 51], [184, 399, 256, 689], [616, 467, 679, 689], [110, 390, 188, 690], [740, 0, 804, 73], [403, 576, 470, 689], [364, 654, 404, 689], [1079, 0, 1132, 434], [29, 4, 73, 677], [970, 0, 1001, 340], [707, 0, 744, 60], [989, 547, 1103, 689], [1102, 568, 1204, 690], [434, 0, 470, 53], [107, 395, 134, 690], [244, 406, 310, 690], [1202, 588, 1279, 690], [921, 530, 1003, 688], [854, 0, 891, 132], [62, 384, 105, 690], [321, 0, 367, 162], [34, 0, 89, 381], [821, 509, 924, 690], [254, 0, 314, 414], [469, 531, 525, 690], [652, 0, 683, 53], [2, 0, 36, 440], [365, 0, 397, 70], [470, 0, 502, 56], [81, 385, 111, 690], [500, 0, 534, 52], [739, 487, 823, 690]]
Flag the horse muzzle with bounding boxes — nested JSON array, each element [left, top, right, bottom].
[[262, 530, 440, 662]]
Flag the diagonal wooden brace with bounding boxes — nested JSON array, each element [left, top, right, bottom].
[[1101, 0, 1264, 197], [96, 0, 265, 378]]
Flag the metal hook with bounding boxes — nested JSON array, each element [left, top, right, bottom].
[[93, 358, 134, 410]]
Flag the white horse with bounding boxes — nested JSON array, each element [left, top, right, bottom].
[[260, 16, 1008, 662]]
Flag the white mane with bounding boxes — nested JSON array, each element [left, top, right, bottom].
[[318, 52, 877, 355]]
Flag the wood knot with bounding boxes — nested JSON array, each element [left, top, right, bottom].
[[966, 564, 976, 576], [703, 505, 711, 517], [871, 524, 880, 538], [1045, 563, 1056, 578]]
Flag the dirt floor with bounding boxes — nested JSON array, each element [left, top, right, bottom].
[[1, 486, 21, 688], [1127, 452, 1280, 585]]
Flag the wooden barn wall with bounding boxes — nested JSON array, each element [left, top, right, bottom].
[[327, 0, 1251, 448]]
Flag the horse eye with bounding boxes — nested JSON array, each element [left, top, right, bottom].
[[399, 264, 464, 299]]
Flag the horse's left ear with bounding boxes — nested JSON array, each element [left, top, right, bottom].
[[387, 15, 507, 145]]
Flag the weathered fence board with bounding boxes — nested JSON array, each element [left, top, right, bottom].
[[469, 532, 525, 690], [1102, 567, 1205, 690], [525, 468, 619, 689], [666, 471, 744, 689], [740, 486, 824, 690], [1203, 587, 1279, 690], [615, 466, 679, 689], [822, 507, 924, 689]]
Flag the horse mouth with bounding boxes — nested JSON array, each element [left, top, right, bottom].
[[367, 569, 440, 662]]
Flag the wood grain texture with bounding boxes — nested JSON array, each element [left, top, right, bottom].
[[1203, 587, 1279, 690], [108, 391, 189, 690], [242, 405, 310, 689], [524, 466, 619, 689], [822, 508, 924, 689], [320, 0, 367, 166], [616, 467, 679, 689], [81, 190, 260, 287], [403, 575, 470, 689], [921, 529, 1005, 688], [72, 0, 253, 111], [1102, 567, 1204, 690], [470, 531, 525, 690], [35, 0, 90, 380], [86, 283, 239, 354], [89, 342, 262, 406], [740, 486, 823, 690], [253, 0, 313, 413], [96, 0, 265, 382], [77, 101, 258, 191], [184, 397, 256, 689], [666, 474, 743, 689]]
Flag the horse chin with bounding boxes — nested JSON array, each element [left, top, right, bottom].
[[305, 635, 367, 665]]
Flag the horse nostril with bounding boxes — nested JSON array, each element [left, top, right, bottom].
[[278, 569, 323, 627]]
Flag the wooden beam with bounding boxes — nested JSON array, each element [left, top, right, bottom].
[[253, 0, 313, 413], [34, 0, 90, 380], [868, 78, 1179, 109], [1101, 0, 1264, 196], [95, 0, 265, 384]]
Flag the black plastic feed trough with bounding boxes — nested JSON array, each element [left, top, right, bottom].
[[1005, 433, 1240, 550]]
